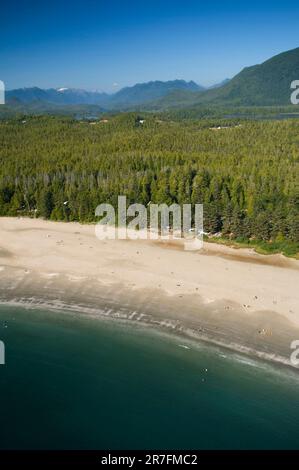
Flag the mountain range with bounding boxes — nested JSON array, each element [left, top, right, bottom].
[[6, 80, 203, 111], [4, 47, 299, 113]]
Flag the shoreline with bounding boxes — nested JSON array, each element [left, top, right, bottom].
[[0, 296, 296, 371], [0, 216, 299, 370]]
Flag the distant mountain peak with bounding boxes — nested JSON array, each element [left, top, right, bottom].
[[108, 79, 204, 108]]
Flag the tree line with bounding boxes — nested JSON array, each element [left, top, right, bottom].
[[0, 114, 298, 253]]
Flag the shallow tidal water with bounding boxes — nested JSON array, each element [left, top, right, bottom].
[[0, 304, 299, 450]]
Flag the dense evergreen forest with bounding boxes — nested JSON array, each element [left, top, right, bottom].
[[0, 114, 298, 255]]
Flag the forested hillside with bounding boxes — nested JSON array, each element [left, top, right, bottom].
[[192, 47, 299, 106], [0, 114, 298, 255]]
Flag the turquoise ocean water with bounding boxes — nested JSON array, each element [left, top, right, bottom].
[[0, 304, 299, 450]]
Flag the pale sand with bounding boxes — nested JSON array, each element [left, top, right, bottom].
[[0, 216, 299, 367]]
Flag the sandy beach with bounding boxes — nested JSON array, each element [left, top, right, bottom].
[[0, 216, 299, 368]]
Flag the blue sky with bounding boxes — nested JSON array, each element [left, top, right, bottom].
[[1, 0, 299, 91]]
